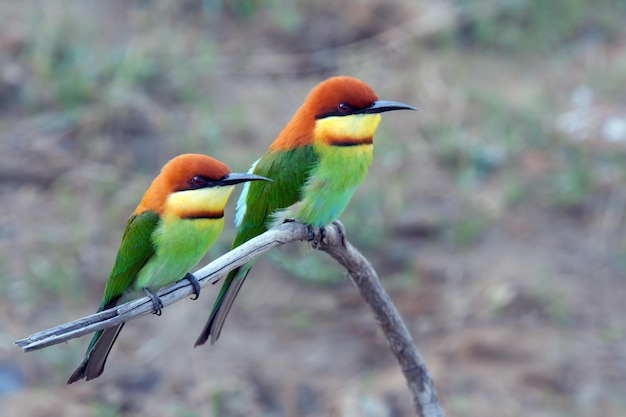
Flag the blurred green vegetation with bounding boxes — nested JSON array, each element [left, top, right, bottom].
[[454, 0, 626, 50], [2, 2, 626, 415], [4, 0, 624, 307], [91, 403, 121, 417], [3, 0, 624, 307]]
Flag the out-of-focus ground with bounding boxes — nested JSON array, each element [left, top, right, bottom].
[[1, 1, 625, 416]]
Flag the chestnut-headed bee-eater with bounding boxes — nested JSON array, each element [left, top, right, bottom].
[[195, 76, 416, 346], [67, 153, 269, 383]]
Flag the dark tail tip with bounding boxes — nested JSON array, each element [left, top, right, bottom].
[[194, 327, 210, 347], [67, 363, 87, 384]]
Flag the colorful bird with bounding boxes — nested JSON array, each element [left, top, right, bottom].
[[67, 153, 269, 383], [194, 76, 416, 346]]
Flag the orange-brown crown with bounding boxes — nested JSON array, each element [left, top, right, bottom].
[[134, 154, 231, 215], [269, 76, 379, 151]]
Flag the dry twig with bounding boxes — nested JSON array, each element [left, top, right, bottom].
[[14, 221, 445, 417]]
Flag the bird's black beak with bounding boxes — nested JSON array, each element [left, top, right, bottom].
[[218, 173, 271, 186], [360, 100, 417, 114]]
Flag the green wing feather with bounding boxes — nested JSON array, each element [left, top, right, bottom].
[[235, 145, 318, 246], [72, 210, 160, 378], [195, 146, 318, 346], [100, 210, 160, 310]]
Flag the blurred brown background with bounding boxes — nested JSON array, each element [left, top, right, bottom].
[[1, 1, 625, 416]]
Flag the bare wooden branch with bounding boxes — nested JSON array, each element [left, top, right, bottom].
[[14, 221, 445, 417], [316, 223, 446, 417], [14, 222, 309, 351]]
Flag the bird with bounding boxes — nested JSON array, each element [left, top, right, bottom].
[[67, 153, 269, 383], [194, 76, 416, 347]]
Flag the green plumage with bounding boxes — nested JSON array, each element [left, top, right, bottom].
[[195, 142, 373, 345], [193, 76, 415, 347], [70, 208, 225, 383], [291, 141, 373, 227], [235, 146, 318, 246], [80, 211, 158, 355], [100, 212, 159, 310], [194, 146, 318, 346], [66, 152, 271, 383]]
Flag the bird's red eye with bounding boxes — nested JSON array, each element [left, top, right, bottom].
[[338, 102, 351, 113], [191, 176, 206, 187]]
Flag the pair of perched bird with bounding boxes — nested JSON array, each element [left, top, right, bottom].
[[67, 76, 416, 384]]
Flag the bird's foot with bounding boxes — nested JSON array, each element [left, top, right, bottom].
[[143, 288, 164, 316], [282, 219, 328, 247], [182, 272, 201, 300], [307, 225, 326, 249], [332, 220, 347, 248], [305, 224, 315, 241]]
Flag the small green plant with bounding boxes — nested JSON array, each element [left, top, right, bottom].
[[450, 210, 488, 247], [210, 390, 223, 417], [551, 148, 593, 208], [27, 254, 79, 300], [601, 325, 624, 343], [209, 388, 246, 417], [285, 310, 312, 331], [21, 13, 99, 111], [503, 172, 527, 206], [532, 271, 571, 325], [91, 403, 121, 417]]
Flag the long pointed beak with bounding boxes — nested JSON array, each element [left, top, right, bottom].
[[361, 100, 417, 114], [218, 173, 271, 186]]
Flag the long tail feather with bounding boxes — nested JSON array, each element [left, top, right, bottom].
[[194, 264, 252, 346], [66, 323, 125, 384]]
